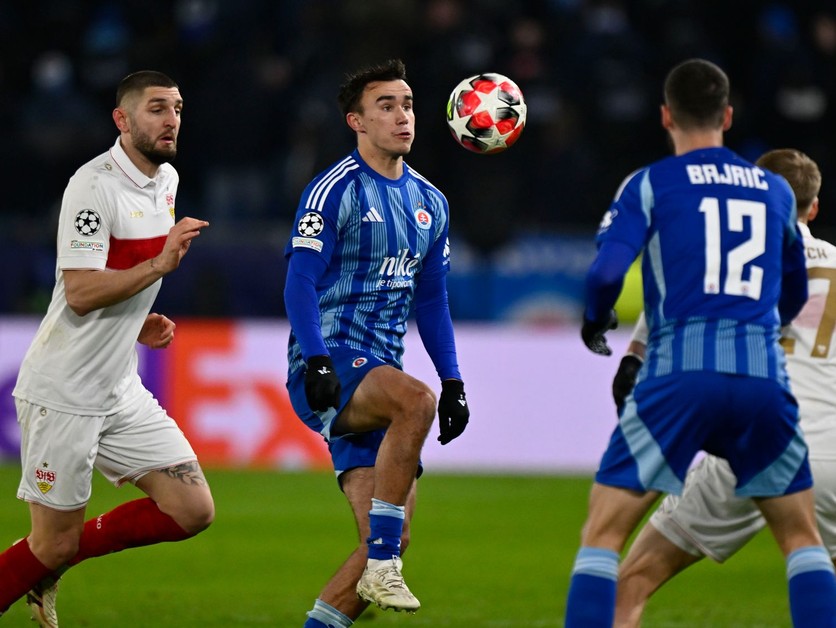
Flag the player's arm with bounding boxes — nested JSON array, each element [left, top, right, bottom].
[[612, 312, 648, 411], [64, 217, 209, 316], [582, 240, 638, 355], [285, 249, 340, 411], [414, 272, 469, 445], [778, 224, 809, 325]]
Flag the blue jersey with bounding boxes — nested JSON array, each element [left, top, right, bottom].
[[285, 150, 451, 374], [597, 146, 805, 380]]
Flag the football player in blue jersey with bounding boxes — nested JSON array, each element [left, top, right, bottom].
[[283, 59, 470, 627], [612, 150, 836, 626], [564, 58, 836, 627]]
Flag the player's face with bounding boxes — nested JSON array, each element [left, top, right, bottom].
[[127, 87, 183, 164], [355, 80, 414, 156]]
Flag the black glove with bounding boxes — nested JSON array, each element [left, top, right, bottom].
[[437, 379, 469, 445], [304, 355, 341, 411], [612, 354, 643, 411], [581, 310, 618, 356]]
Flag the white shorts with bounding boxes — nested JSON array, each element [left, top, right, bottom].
[[16, 391, 197, 511], [650, 454, 836, 562]]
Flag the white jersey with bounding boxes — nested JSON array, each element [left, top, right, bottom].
[[783, 222, 836, 460], [13, 137, 178, 414]]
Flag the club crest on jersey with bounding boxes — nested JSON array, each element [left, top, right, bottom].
[[298, 212, 324, 237], [74, 209, 102, 236], [352, 357, 368, 368], [414, 208, 432, 230], [35, 463, 56, 495]]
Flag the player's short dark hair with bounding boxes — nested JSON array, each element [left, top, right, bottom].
[[338, 59, 408, 116], [756, 148, 822, 213], [116, 70, 179, 107], [663, 58, 729, 130]]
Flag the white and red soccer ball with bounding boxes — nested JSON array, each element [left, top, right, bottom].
[[446, 73, 527, 155]]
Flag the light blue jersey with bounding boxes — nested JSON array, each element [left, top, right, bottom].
[[597, 146, 805, 382], [285, 150, 450, 375]]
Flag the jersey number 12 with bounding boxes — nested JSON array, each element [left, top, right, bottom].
[[700, 197, 766, 299]]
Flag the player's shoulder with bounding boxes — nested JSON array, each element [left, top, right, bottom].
[[805, 227, 836, 258], [302, 153, 363, 210], [405, 163, 448, 204]]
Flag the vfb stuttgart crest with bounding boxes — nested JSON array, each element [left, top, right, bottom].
[[74, 209, 102, 236], [35, 465, 56, 494]]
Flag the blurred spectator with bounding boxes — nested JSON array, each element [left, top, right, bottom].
[[1, 0, 835, 317]]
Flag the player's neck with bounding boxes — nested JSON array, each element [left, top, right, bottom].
[[120, 138, 162, 179], [671, 130, 724, 156], [357, 145, 404, 180]]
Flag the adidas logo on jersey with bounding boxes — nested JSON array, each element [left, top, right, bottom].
[[362, 207, 384, 223]]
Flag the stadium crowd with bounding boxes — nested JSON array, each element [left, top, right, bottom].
[[1, 0, 835, 315]]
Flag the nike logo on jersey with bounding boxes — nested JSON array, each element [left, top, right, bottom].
[[362, 207, 384, 222]]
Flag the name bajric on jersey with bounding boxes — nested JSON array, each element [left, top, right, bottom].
[[686, 163, 768, 190]]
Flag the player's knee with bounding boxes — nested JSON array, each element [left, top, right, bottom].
[[183, 498, 215, 535], [407, 384, 437, 428], [170, 494, 215, 535], [29, 531, 81, 569]]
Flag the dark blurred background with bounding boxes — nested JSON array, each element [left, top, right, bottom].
[[1, 0, 834, 321]]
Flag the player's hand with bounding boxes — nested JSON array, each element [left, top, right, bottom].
[[152, 217, 210, 275], [612, 353, 642, 411], [581, 310, 618, 356], [138, 313, 176, 349], [305, 355, 341, 412], [437, 379, 469, 445]]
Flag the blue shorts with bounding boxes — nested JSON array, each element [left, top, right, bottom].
[[596, 371, 811, 497], [287, 346, 423, 480]]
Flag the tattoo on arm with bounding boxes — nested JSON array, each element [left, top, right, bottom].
[[159, 461, 208, 486]]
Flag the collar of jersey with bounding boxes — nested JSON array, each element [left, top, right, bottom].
[[109, 137, 154, 188], [352, 149, 410, 187]]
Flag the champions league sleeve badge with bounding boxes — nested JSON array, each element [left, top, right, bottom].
[[74, 209, 102, 236]]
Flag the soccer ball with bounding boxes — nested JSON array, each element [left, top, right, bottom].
[[446, 73, 526, 154]]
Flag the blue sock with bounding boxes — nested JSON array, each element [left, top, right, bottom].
[[304, 599, 353, 627], [787, 546, 836, 626], [367, 498, 405, 561], [564, 547, 619, 628]]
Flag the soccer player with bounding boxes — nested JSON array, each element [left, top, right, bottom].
[[565, 58, 836, 627], [284, 58, 470, 627], [613, 148, 836, 627], [0, 71, 214, 626]]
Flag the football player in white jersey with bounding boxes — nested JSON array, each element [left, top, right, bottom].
[[613, 148, 836, 627], [0, 71, 214, 626]]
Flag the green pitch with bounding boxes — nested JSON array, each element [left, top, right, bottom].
[[0, 466, 789, 626]]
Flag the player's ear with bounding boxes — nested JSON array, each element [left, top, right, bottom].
[[113, 107, 129, 133], [346, 112, 364, 133], [722, 105, 733, 131], [660, 104, 673, 130], [808, 198, 820, 222]]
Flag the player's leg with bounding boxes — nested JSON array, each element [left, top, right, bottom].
[[336, 366, 435, 506], [617, 455, 767, 626], [757, 489, 836, 625], [0, 506, 84, 615], [62, 391, 214, 567], [334, 365, 434, 611], [809, 459, 836, 569], [304, 467, 417, 627], [615, 524, 701, 628], [565, 482, 660, 628]]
